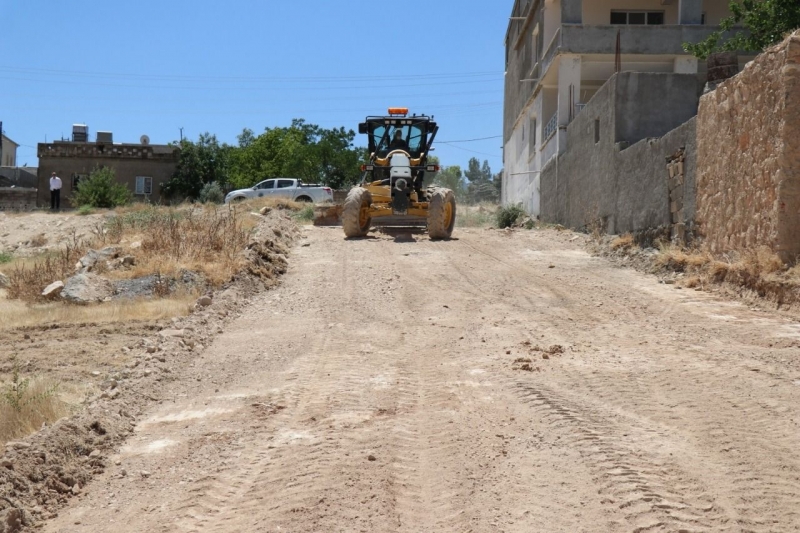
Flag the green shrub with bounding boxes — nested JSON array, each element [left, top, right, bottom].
[[77, 205, 94, 216], [293, 204, 315, 222], [198, 182, 225, 204], [495, 204, 525, 228], [71, 167, 132, 208], [0, 251, 11, 264]]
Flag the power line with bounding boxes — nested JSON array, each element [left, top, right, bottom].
[[437, 135, 502, 143]]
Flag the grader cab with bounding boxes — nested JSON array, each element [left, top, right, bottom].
[[342, 108, 456, 239]]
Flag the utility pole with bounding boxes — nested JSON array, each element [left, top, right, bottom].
[[180, 127, 184, 142], [0, 121, 4, 167]]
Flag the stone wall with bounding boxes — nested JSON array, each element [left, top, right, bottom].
[[696, 32, 800, 261], [0, 188, 38, 211]]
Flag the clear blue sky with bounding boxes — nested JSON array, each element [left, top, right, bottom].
[[3, 0, 508, 174]]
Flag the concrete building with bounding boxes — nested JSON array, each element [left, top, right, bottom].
[[502, 0, 739, 216], [1, 134, 19, 167], [37, 131, 180, 208]]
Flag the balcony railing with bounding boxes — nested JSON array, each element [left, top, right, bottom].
[[543, 112, 558, 143]]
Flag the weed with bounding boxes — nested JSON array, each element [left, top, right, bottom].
[[199, 182, 225, 204], [29, 234, 48, 247], [1, 356, 68, 444], [77, 205, 94, 216], [293, 204, 315, 222], [496, 204, 525, 229], [0, 251, 11, 264]]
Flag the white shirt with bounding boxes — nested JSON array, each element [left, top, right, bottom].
[[50, 176, 62, 191]]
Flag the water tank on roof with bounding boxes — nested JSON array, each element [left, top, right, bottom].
[[72, 124, 89, 142], [96, 131, 113, 144]]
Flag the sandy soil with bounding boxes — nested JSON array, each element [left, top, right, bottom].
[[30, 225, 800, 532]]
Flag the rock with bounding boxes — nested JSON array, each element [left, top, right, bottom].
[[0, 272, 9, 288], [1, 458, 12, 469], [367, 455, 376, 462], [140, 470, 151, 478], [196, 296, 212, 307], [89, 450, 101, 458], [121, 256, 135, 267], [259, 206, 272, 215], [42, 280, 65, 299], [77, 247, 122, 273], [158, 329, 185, 339], [146, 346, 157, 354], [5, 441, 31, 450], [61, 273, 114, 304], [129, 241, 142, 249], [0, 508, 23, 533], [71, 484, 81, 495]]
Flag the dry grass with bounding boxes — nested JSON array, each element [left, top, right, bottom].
[[4, 205, 256, 304], [0, 294, 195, 330], [236, 196, 305, 213], [610, 233, 634, 250], [0, 358, 70, 444], [457, 204, 497, 228], [29, 233, 48, 247], [649, 243, 797, 301], [4, 231, 86, 302]]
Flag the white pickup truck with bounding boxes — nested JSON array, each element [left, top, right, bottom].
[[224, 178, 333, 204]]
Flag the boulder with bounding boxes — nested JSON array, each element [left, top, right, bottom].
[[61, 273, 114, 304], [0, 272, 9, 289], [196, 295, 212, 307], [77, 247, 122, 273], [42, 280, 65, 299]]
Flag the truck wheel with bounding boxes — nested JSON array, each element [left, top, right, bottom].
[[427, 188, 456, 239], [343, 187, 372, 238]]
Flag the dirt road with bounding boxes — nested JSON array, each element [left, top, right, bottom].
[[42, 226, 800, 533]]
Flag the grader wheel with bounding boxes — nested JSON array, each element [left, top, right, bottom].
[[427, 188, 456, 239], [342, 187, 373, 238]]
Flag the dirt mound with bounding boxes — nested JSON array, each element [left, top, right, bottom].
[[0, 211, 299, 531]]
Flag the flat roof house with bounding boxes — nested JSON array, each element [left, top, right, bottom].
[[37, 126, 180, 209]]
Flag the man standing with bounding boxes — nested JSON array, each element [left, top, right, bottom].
[[49, 172, 62, 210]]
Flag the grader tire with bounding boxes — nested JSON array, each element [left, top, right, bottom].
[[427, 188, 456, 239], [342, 187, 373, 238]]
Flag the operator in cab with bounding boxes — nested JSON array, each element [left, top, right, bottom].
[[388, 129, 409, 151]]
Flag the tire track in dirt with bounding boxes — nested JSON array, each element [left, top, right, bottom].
[[512, 380, 723, 532]]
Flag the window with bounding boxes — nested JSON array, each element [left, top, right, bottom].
[[701, 12, 706, 24], [529, 118, 537, 154], [594, 120, 600, 144], [135, 176, 152, 195], [277, 179, 294, 189], [256, 180, 275, 190], [610, 11, 664, 25], [72, 173, 88, 190]]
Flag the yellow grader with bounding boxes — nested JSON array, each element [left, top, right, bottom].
[[342, 108, 456, 239]]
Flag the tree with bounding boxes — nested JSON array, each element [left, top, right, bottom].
[[434, 165, 466, 200], [684, 0, 800, 59], [228, 120, 362, 190], [72, 166, 132, 208], [463, 157, 498, 204], [162, 133, 232, 200]]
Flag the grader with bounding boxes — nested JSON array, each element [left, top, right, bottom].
[[342, 108, 456, 239]]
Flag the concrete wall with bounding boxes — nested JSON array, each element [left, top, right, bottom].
[[0, 188, 37, 211], [696, 31, 800, 261], [37, 143, 179, 208], [582, 0, 680, 25], [540, 72, 699, 239], [1, 135, 18, 167], [0, 167, 38, 188]]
